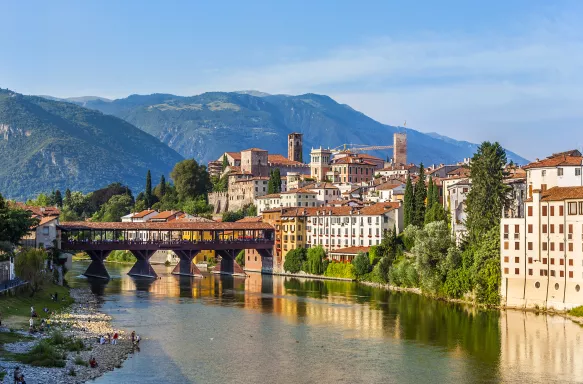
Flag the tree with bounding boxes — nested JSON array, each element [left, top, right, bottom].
[[182, 196, 213, 216], [235, 250, 245, 266], [0, 194, 39, 245], [222, 210, 245, 222], [92, 194, 133, 222], [427, 177, 435, 208], [424, 202, 447, 225], [222, 154, 229, 170], [14, 248, 48, 296], [268, 168, 282, 194], [306, 246, 326, 275], [64, 189, 72, 205], [54, 190, 63, 208], [145, 170, 152, 207], [412, 163, 426, 227], [352, 252, 371, 278], [160, 175, 166, 197], [376, 227, 398, 264], [403, 175, 415, 228], [465, 142, 509, 245], [283, 248, 307, 273], [170, 159, 212, 202], [471, 227, 501, 304]]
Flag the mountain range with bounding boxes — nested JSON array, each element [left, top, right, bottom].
[[69, 92, 528, 166], [0, 89, 183, 200]]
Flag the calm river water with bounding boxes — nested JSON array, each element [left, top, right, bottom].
[[67, 262, 583, 384]]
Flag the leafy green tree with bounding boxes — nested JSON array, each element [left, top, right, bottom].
[[427, 177, 435, 208], [54, 190, 63, 208], [373, 256, 391, 283], [133, 199, 147, 214], [352, 252, 371, 278], [222, 210, 245, 222], [368, 245, 380, 265], [410, 221, 453, 294], [306, 246, 326, 275], [182, 196, 213, 216], [376, 227, 398, 264], [92, 194, 133, 222], [268, 168, 282, 194], [64, 189, 72, 205], [159, 175, 166, 197], [0, 194, 39, 245], [170, 159, 212, 202], [413, 163, 426, 226], [222, 154, 229, 170], [211, 174, 228, 192], [235, 250, 245, 266], [244, 204, 257, 217], [403, 174, 415, 228], [145, 170, 152, 207], [471, 227, 501, 305], [465, 142, 509, 245], [424, 202, 447, 225], [15, 248, 48, 296], [283, 248, 307, 273], [27, 193, 51, 207]]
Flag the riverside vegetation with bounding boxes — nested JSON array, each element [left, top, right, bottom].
[[282, 142, 509, 306]]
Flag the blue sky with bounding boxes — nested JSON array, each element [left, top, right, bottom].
[[1, 0, 582, 160]]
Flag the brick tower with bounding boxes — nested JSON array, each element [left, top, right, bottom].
[[393, 133, 407, 165], [288, 133, 303, 163]]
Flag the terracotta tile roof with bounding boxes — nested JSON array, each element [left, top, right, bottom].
[[131, 209, 157, 218], [256, 193, 281, 199], [303, 182, 338, 190], [241, 148, 268, 152], [329, 246, 370, 255], [175, 216, 215, 223], [226, 152, 241, 160], [236, 216, 263, 223], [523, 155, 582, 169], [332, 157, 377, 166], [549, 149, 581, 158], [448, 178, 471, 188], [280, 188, 317, 195], [327, 199, 364, 206], [537, 186, 583, 202], [378, 164, 415, 171], [447, 167, 470, 177], [358, 202, 400, 215], [38, 216, 59, 226], [376, 182, 403, 191], [58, 221, 274, 231], [149, 210, 182, 220], [267, 154, 307, 166], [281, 207, 321, 217], [11, 203, 61, 217]]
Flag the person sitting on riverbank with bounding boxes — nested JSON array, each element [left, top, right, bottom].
[[131, 331, 135, 343], [89, 356, 98, 368], [99, 335, 106, 345]]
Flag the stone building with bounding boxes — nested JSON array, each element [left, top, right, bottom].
[[288, 132, 303, 162]]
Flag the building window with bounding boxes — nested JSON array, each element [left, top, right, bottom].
[[580, 202, 583, 214], [542, 170, 546, 176], [42, 227, 49, 235], [559, 224, 564, 234], [528, 242, 533, 251], [542, 206, 547, 216], [569, 243, 574, 252], [576, 168, 582, 176], [558, 168, 564, 176], [568, 202, 577, 215], [550, 270, 555, 277], [528, 269, 533, 276], [528, 224, 533, 233], [528, 206, 533, 216], [560, 243, 564, 252], [560, 258, 564, 265], [504, 268, 509, 274], [504, 256, 509, 262], [515, 268, 520, 275], [528, 257, 533, 264], [514, 257, 520, 263], [560, 205, 564, 216], [551, 258, 555, 265], [550, 224, 555, 233], [515, 242, 520, 250], [543, 257, 547, 264], [550, 206, 555, 216], [570, 271, 574, 279], [542, 224, 547, 233]]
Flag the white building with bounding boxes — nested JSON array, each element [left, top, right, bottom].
[[304, 182, 341, 205], [375, 164, 418, 178], [368, 182, 404, 202], [524, 150, 583, 197], [280, 188, 321, 208], [501, 186, 583, 310], [122, 209, 158, 222], [255, 193, 282, 214], [447, 179, 471, 243], [306, 203, 403, 252], [22, 216, 60, 249]]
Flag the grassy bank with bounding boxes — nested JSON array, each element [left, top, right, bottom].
[[72, 250, 136, 264], [0, 282, 73, 330]]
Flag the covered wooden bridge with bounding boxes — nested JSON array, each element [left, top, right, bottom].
[[58, 221, 275, 279]]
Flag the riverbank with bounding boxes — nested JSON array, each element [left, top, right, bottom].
[[0, 288, 134, 383]]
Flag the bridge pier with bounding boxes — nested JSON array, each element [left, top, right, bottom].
[[213, 249, 246, 277], [128, 250, 158, 278], [84, 250, 111, 279], [172, 250, 203, 278]]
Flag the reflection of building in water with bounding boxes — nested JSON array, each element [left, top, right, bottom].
[[500, 310, 583, 383]]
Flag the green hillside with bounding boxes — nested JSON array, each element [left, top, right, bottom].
[[77, 92, 529, 165], [0, 89, 183, 200]]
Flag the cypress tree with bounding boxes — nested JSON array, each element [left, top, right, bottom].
[[403, 174, 414, 228], [267, 170, 275, 194], [160, 175, 166, 197], [54, 190, 63, 208], [145, 170, 152, 207], [273, 168, 282, 193], [413, 163, 427, 226], [222, 154, 229, 170], [427, 177, 435, 208], [65, 189, 72, 206], [432, 180, 440, 206]]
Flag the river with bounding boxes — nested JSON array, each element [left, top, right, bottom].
[[67, 262, 583, 384]]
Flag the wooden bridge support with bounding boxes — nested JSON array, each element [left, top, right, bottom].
[[84, 250, 112, 279], [213, 249, 246, 277], [172, 250, 203, 278], [128, 250, 158, 278]]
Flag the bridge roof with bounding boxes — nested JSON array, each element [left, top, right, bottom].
[[58, 221, 274, 231]]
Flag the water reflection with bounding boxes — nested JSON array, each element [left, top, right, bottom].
[[69, 262, 583, 384]]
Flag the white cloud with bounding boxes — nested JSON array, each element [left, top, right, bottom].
[[193, 15, 583, 159]]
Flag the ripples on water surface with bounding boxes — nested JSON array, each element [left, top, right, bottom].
[[67, 262, 583, 384]]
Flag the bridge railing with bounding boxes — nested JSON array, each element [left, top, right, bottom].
[[63, 238, 274, 246]]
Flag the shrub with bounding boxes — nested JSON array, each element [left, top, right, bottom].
[[352, 252, 370, 278], [569, 306, 583, 317], [69, 368, 76, 376], [374, 257, 391, 283], [15, 340, 66, 367], [306, 246, 326, 275], [442, 268, 471, 299], [283, 248, 307, 273], [235, 250, 245, 266], [324, 261, 355, 279], [74, 356, 89, 367]]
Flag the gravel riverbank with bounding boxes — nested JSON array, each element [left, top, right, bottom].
[[1, 288, 135, 384]]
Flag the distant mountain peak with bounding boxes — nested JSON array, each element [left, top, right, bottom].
[[234, 90, 271, 97]]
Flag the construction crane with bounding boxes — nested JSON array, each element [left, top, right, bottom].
[[330, 143, 394, 154]]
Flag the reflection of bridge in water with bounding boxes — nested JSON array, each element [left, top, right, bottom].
[[58, 221, 275, 279]]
